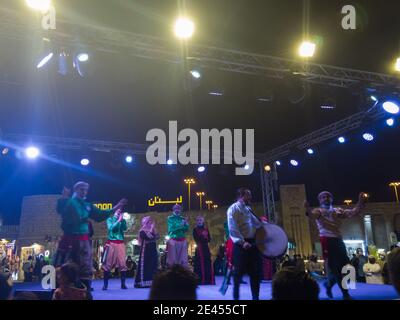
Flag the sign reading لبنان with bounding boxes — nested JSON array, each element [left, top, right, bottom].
[[148, 196, 183, 207], [94, 203, 113, 210]]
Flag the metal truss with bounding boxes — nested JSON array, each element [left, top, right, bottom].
[[1, 7, 400, 89], [262, 106, 386, 163], [259, 163, 279, 223], [2, 134, 149, 155]]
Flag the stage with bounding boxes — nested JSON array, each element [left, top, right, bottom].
[[13, 276, 398, 300]]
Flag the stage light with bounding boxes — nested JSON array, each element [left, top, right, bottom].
[[197, 166, 206, 173], [37, 52, 53, 69], [26, 0, 51, 12], [77, 53, 89, 62], [275, 161, 281, 166], [244, 165, 250, 170], [80, 158, 90, 166], [174, 17, 195, 39], [190, 70, 201, 79], [386, 118, 395, 127], [395, 58, 400, 72], [370, 95, 378, 102], [290, 160, 299, 167], [382, 101, 400, 114], [2, 148, 9, 155], [307, 148, 314, 155], [298, 41, 316, 58], [264, 165, 271, 172], [362, 133, 374, 141], [25, 146, 40, 159], [125, 155, 133, 163], [167, 159, 173, 165], [209, 91, 223, 96], [338, 136, 346, 144]]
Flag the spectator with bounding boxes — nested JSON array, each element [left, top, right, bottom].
[[126, 256, 135, 278], [363, 255, 384, 284], [351, 248, 367, 283], [378, 253, 390, 285], [53, 263, 89, 300], [22, 256, 34, 282], [0, 273, 12, 300], [387, 247, 400, 296], [281, 255, 296, 268], [295, 254, 305, 272], [306, 255, 324, 280], [272, 267, 319, 300], [13, 292, 39, 300], [149, 264, 198, 300]]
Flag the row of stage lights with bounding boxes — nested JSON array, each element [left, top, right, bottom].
[[264, 114, 399, 170], [25, 0, 400, 71], [2, 99, 398, 170]]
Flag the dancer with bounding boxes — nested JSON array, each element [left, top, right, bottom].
[[102, 208, 128, 290], [166, 204, 189, 268], [304, 191, 367, 300], [193, 216, 215, 285], [227, 188, 263, 300], [135, 216, 159, 288], [54, 181, 127, 298]]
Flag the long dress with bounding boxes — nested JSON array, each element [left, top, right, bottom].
[[134, 231, 159, 288], [193, 226, 215, 285]]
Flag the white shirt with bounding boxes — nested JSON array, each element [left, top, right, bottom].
[[227, 201, 262, 244]]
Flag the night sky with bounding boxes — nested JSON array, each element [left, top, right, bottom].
[[1, 0, 400, 224]]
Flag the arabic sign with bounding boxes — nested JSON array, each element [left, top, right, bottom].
[[148, 196, 183, 207]]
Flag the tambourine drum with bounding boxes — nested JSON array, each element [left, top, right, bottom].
[[255, 222, 288, 258]]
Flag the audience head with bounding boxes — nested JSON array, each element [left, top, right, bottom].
[[149, 264, 198, 300], [272, 267, 319, 300], [387, 248, 400, 296], [57, 262, 79, 287], [0, 273, 13, 300]]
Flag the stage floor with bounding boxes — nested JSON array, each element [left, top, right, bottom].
[[13, 276, 398, 300]]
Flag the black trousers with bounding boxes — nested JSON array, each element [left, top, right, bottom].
[[324, 237, 350, 295], [232, 239, 261, 300]]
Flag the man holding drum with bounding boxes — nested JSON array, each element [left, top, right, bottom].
[[227, 188, 263, 300]]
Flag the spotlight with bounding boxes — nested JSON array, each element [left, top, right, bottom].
[[77, 53, 89, 62], [125, 155, 133, 163], [209, 91, 223, 96], [382, 101, 400, 115], [338, 136, 346, 144], [190, 70, 201, 79], [370, 95, 378, 102], [362, 133, 374, 141], [2, 148, 9, 155], [80, 158, 90, 166], [264, 165, 271, 172], [275, 161, 281, 166], [25, 146, 40, 159], [386, 118, 395, 127], [298, 41, 316, 58], [307, 148, 315, 155], [197, 166, 206, 173], [244, 165, 250, 170], [26, 0, 51, 12], [167, 159, 173, 165], [37, 52, 54, 69], [58, 51, 70, 76], [290, 160, 299, 167], [395, 58, 400, 72], [174, 17, 195, 39]]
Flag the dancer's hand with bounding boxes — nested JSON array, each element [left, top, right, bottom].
[[115, 198, 128, 211], [242, 241, 252, 250], [61, 187, 71, 199]]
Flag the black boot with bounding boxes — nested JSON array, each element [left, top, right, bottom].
[[102, 271, 110, 291], [121, 271, 128, 289]]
